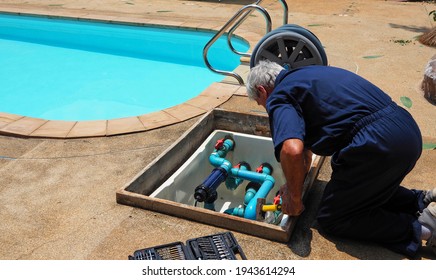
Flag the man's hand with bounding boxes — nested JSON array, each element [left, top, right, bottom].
[[279, 184, 305, 216]]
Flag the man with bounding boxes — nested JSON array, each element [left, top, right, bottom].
[[246, 60, 435, 258]]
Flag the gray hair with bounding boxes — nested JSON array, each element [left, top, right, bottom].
[[246, 60, 284, 100]]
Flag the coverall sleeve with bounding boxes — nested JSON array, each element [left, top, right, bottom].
[[268, 101, 306, 162]]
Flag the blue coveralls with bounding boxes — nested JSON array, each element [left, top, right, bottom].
[[266, 65, 424, 257]]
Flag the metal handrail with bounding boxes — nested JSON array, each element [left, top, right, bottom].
[[203, 4, 272, 85], [227, 0, 288, 57]]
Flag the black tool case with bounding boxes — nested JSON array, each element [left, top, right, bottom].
[[128, 231, 247, 260]]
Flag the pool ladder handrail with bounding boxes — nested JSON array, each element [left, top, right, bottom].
[[227, 0, 288, 58], [203, 0, 289, 85]]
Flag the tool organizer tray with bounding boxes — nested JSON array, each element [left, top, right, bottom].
[[129, 241, 193, 260], [129, 232, 246, 260]]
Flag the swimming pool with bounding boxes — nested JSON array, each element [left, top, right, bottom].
[[0, 13, 249, 121]]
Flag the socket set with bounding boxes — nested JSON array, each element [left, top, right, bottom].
[[186, 231, 246, 260], [129, 241, 193, 260], [129, 232, 246, 260]]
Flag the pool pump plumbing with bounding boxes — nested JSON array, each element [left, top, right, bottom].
[[193, 135, 282, 223]]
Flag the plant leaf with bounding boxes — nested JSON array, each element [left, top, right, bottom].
[[423, 143, 436, 150], [400, 96, 412, 108], [363, 55, 383, 59]]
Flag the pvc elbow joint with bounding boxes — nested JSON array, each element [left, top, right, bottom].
[[224, 207, 244, 217]]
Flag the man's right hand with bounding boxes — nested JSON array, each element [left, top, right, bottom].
[[279, 184, 305, 216]]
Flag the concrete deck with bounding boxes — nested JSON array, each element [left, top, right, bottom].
[[0, 0, 435, 260]]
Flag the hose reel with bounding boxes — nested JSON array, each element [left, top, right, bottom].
[[250, 24, 328, 69]]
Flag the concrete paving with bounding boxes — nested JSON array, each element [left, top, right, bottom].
[[0, 0, 435, 260]]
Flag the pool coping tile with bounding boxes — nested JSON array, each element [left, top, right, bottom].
[[29, 120, 77, 138], [163, 103, 207, 122], [186, 95, 225, 111], [106, 117, 146, 136], [234, 85, 249, 96], [0, 117, 47, 136], [147, 19, 185, 27], [0, 113, 24, 130], [138, 111, 180, 130], [66, 120, 107, 138]]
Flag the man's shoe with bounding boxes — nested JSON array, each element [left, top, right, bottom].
[[418, 202, 436, 255], [424, 188, 436, 205]]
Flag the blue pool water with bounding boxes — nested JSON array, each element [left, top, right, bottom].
[[0, 14, 248, 121]]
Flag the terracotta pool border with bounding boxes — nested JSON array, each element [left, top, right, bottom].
[[0, 10, 258, 139]]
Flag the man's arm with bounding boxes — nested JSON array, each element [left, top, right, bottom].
[[279, 138, 310, 216]]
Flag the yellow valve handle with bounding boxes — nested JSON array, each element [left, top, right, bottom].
[[262, 204, 281, 212]]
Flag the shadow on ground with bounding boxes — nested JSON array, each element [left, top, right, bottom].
[[288, 177, 436, 260], [288, 178, 404, 260], [389, 23, 430, 34]]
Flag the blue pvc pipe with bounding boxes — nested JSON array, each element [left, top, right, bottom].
[[226, 162, 250, 190], [241, 164, 275, 220], [198, 136, 278, 220], [244, 186, 258, 206], [194, 138, 235, 204], [230, 168, 273, 184], [224, 207, 244, 217], [224, 165, 276, 220], [243, 178, 275, 220], [209, 138, 234, 173]]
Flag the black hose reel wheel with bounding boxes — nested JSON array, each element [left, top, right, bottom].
[[250, 24, 328, 69]]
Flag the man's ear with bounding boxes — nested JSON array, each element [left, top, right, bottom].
[[256, 85, 266, 93], [256, 85, 268, 98]]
